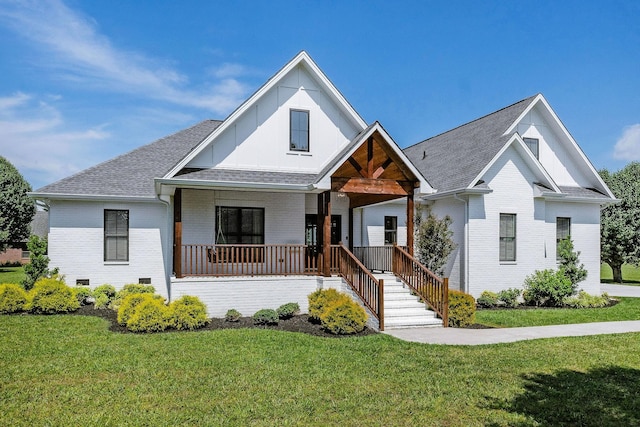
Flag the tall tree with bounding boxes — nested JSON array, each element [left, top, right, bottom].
[[0, 157, 35, 252], [599, 162, 640, 283], [414, 205, 457, 277]]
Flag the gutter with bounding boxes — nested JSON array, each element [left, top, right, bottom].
[[421, 187, 492, 201], [154, 178, 317, 194], [28, 192, 158, 203]]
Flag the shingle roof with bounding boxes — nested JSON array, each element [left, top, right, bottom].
[[404, 96, 536, 191], [558, 186, 610, 199], [174, 168, 318, 186], [35, 120, 222, 198]]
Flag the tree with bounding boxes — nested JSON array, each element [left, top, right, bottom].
[[0, 156, 35, 252], [557, 238, 587, 292], [599, 162, 640, 283], [414, 205, 457, 277], [22, 235, 58, 290]]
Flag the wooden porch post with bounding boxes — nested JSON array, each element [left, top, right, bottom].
[[407, 192, 414, 256], [173, 189, 182, 278], [322, 191, 332, 276]]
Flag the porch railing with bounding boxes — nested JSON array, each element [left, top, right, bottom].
[[352, 245, 407, 273], [392, 245, 448, 327], [337, 244, 384, 330], [179, 244, 341, 277]]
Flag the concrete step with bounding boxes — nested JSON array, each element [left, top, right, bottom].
[[384, 315, 443, 329], [385, 307, 438, 318], [385, 298, 429, 309]]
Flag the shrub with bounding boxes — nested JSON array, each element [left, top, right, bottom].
[[225, 309, 242, 322], [448, 290, 476, 327], [29, 278, 80, 314], [73, 286, 92, 306], [117, 293, 162, 326], [166, 296, 209, 330], [126, 298, 168, 333], [557, 238, 588, 290], [22, 235, 58, 290], [320, 296, 367, 334], [477, 291, 499, 308], [523, 269, 573, 307], [0, 283, 28, 313], [563, 291, 611, 308], [93, 293, 110, 310], [497, 288, 521, 308], [92, 284, 116, 305], [112, 284, 156, 310], [253, 309, 279, 325], [308, 288, 343, 321], [276, 302, 300, 319]]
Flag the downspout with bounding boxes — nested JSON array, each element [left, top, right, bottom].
[[453, 193, 469, 293]]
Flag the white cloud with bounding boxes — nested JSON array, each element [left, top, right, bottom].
[[613, 124, 640, 161], [0, 92, 110, 188], [0, 0, 249, 116]]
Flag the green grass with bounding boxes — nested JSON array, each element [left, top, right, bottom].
[[0, 266, 25, 284], [476, 297, 640, 328], [1, 315, 640, 426], [601, 263, 640, 285]]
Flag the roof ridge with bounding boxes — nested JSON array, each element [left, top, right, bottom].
[[404, 94, 538, 149]]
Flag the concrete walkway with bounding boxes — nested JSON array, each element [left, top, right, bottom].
[[383, 283, 640, 346]]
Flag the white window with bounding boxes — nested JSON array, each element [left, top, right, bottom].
[[499, 213, 516, 262], [523, 137, 539, 159], [104, 210, 129, 261], [290, 109, 309, 152]]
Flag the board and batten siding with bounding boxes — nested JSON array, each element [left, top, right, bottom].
[[355, 201, 408, 247], [47, 200, 170, 297]]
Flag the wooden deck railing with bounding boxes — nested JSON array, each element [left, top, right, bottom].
[[352, 245, 407, 273], [336, 244, 384, 330], [392, 245, 448, 327], [179, 244, 341, 277]]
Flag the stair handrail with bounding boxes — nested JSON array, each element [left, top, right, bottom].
[[336, 244, 384, 331], [392, 245, 448, 327]]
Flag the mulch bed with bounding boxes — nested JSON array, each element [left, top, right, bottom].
[[70, 304, 378, 338]]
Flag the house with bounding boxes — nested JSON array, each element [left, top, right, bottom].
[[378, 94, 616, 296], [0, 211, 49, 265], [29, 51, 614, 329]]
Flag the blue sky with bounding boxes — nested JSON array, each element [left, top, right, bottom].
[[0, 0, 638, 190]]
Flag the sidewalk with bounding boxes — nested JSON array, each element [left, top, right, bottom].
[[383, 284, 640, 345]]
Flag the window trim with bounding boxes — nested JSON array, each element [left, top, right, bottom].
[[384, 216, 398, 245], [556, 217, 571, 261], [499, 213, 517, 262], [289, 109, 310, 152], [215, 206, 265, 245], [104, 209, 129, 262], [523, 137, 539, 159]]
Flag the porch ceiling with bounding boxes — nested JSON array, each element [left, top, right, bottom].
[[331, 130, 419, 208]]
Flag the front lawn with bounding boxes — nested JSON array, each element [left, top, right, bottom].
[[1, 314, 639, 426], [601, 263, 640, 284], [475, 297, 640, 328], [0, 266, 25, 284]]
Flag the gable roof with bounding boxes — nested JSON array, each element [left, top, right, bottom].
[[164, 51, 369, 179], [404, 95, 536, 192], [31, 120, 222, 200]]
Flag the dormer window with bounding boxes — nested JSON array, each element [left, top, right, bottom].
[[290, 109, 309, 152], [523, 137, 539, 159]]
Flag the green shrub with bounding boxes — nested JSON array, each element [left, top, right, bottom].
[[497, 288, 521, 308], [320, 296, 367, 335], [92, 284, 116, 308], [276, 302, 300, 319], [225, 309, 242, 322], [477, 291, 499, 308], [166, 296, 209, 330], [0, 283, 28, 313], [29, 278, 80, 314], [253, 309, 279, 325], [117, 293, 163, 326], [73, 287, 92, 306], [448, 290, 476, 327], [126, 298, 168, 333], [563, 291, 611, 308], [523, 269, 573, 307], [112, 284, 156, 310], [308, 288, 342, 321]]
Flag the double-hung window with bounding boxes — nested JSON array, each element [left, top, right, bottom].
[[499, 213, 516, 262], [104, 209, 129, 261], [556, 217, 571, 260], [384, 216, 397, 245], [523, 137, 539, 159], [290, 109, 309, 152]]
